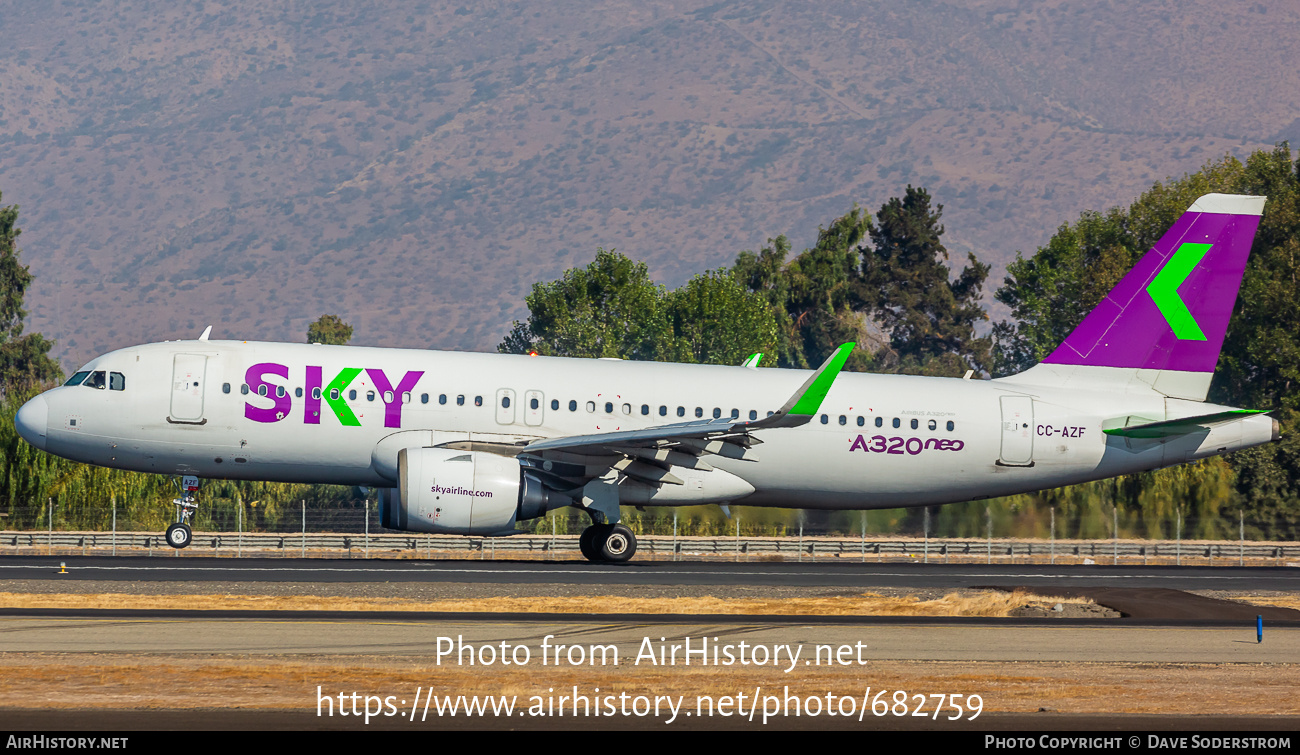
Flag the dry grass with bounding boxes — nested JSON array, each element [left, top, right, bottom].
[[0, 590, 1090, 617], [0, 654, 1295, 715], [1224, 595, 1300, 611]]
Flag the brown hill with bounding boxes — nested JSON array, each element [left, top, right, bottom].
[[0, 0, 1296, 368]]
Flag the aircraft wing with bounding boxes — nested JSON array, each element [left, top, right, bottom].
[[522, 342, 854, 459], [442, 344, 854, 503]]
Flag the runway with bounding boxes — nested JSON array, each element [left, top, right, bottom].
[[1, 555, 1297, 730], [3, 555, 1299, 591], [0, 614, 1294, 662]]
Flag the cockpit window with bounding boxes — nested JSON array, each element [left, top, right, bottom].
[[109, 372, 125, 391], [65, 371, 90, 386], [83, 371, 107, 389]]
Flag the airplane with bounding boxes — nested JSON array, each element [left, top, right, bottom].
[[13, 193, 1277, 562]]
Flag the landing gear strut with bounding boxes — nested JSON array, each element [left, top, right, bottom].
[[579, 523, 637, 563], [165, 475, 201, 550]]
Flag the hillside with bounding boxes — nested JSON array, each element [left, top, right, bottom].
[[1, 0, 1296, 368]]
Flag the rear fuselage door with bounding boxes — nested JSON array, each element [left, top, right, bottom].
[[999, 395, 1034, 466], [170, 354, 207, 423]]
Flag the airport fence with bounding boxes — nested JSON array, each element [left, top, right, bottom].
[[1, 501, 1295, 566]]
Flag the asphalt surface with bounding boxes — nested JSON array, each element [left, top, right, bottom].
[[0, 615, 1293, 661], [3, 555, 1299, 592]]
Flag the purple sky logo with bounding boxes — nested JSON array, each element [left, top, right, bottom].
[[245, 363, 424, 428]]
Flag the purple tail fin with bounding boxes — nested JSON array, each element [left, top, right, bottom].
[[1043, 193, 1265, 373]]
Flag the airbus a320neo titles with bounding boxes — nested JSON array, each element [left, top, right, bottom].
[[15, 194, 1278, 561]]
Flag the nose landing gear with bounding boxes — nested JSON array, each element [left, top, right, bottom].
[[165, 521, 192, 549], [164, 475, 201, 549]]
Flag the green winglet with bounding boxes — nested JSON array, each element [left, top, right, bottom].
[[787, 342, 855, 416], [1103, 409, 1270, 439], [741, 353, 763, 368]]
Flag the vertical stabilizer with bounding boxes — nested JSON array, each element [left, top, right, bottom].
[[1013, 194, 1265, 401]]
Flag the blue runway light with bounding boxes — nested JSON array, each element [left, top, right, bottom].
[[1257, 615, 1263, 644]]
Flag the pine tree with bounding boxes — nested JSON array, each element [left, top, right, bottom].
[[0, 191, 61, 393], [862, 186, 990, 375]]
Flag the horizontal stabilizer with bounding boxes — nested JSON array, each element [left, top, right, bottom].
[[1102, 409, 1270, 439]]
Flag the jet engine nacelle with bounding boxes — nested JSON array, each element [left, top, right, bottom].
[[378, 447, 562, 535]]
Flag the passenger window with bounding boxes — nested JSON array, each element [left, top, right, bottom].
[[64, 371, 90, 386], [110, 372, 125, 391], [910, 419, 919, 429], [387, 391, 397, 404], [84, 371, 106, 389], [551, 399, 559, 410], [314, 388, 323, 400], [295, 387, 303, 398], [622, 403, 631, 415], [892, 418, 900, 428], [569, 400, 577, 411], [258, 384, 268, 397], [276, 385, 285, 398], [474, 396, 482, 407], [348, 389, 357, 401], [677, 407, 685, 417], [875, 416, 883, 427], [838, 415, 846, 425], [222, 383, 231, 394], [947, 420, 955, 431], [857, 416, 865, 427], [660, 406, 668, 416], [820, 414, 829, 424], [730, 409, 739, 419], [712, 408, 721, 419], [366, 391, 376, 402], [456, 395, 465, 406], [928, 419, 937, 431], [330, 388, 340, 400], [604, 402, 613, 413], [531, 398, 540, 410], [502, 396, 511, 408], [402, 392, 410, 404], [438, 394, 447, 405], [749, 410, 757, 420], [421, 393, 429, 404], [641, 404, 650, 416], [586, 401, 595, 413], [695, 407, 703, 418]]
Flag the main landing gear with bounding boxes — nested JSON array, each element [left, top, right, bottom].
[[165, 476, 201, 549], [579, 523, 637, 563]]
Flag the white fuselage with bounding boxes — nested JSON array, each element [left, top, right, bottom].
[[17, 339, 1276, 512]]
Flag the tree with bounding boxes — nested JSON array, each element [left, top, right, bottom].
[[861, 186, 990, 376], [499, 249, 674, 360], [732, 235, 799, 366], [0, 192, 61, 393], [307, 314, 353, 345], [664, 269, 780, 366], [782, 207, 875, 371]]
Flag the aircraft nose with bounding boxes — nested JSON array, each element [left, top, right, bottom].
[[15, 394, 49, 451]]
